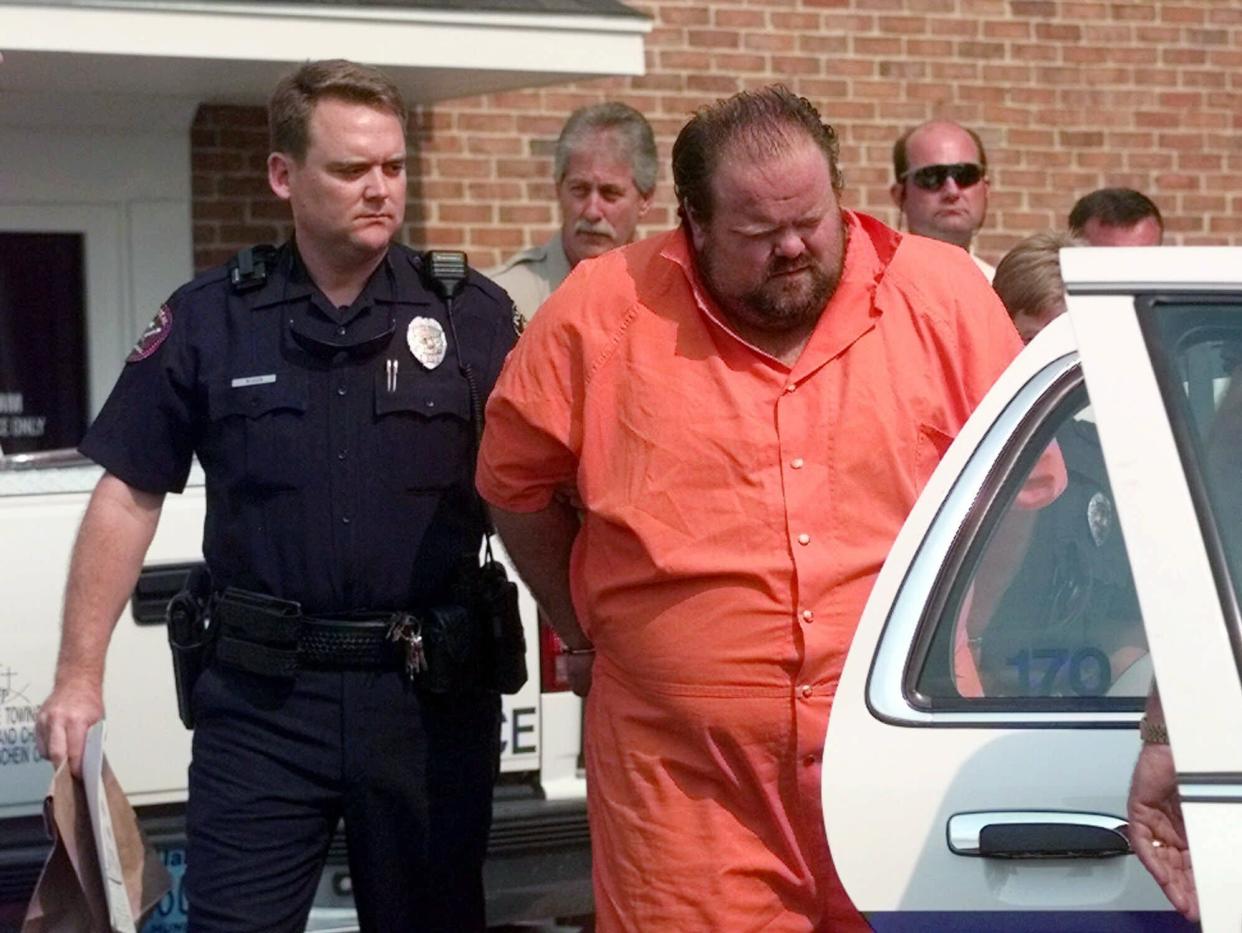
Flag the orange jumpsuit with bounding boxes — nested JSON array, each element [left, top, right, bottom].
[[477, 212, 1022, 931]]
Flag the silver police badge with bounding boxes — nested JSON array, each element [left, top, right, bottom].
[[407, 316, 447, 370], [1087, 491, 1113, 547]]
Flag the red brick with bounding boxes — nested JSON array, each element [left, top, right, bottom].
[[688, 74, 742, 93], [659, 5, 709, 25], [854, 36, 903, 56], [1161, 5, 1206, 24], [1011, 0, 1055, 16], [466, 135, 523, 156], [771, 56, 824, 75], [1010, 42, 1058, 61], [930, 61, 980, 80], [905, 38, 953, 56], [798, 34, 849, 54], [770, 11, 819, 29], [687, 29, 741, 47], [1110, 3, 1156, 21], [983, 20, 1031, 39], [743, 32, 797, 52], [470, 228, 526, 249], [500, 205, 555, 224], [879, 60, 928, 79], [877, 16, 927, 34], [930, 17, 978, 36], [439, 203, 494, 224], [714, 53, 768, 71], [1035, 23, 1081, 41], [714, 8, 765, 27], [1155, 173, 1201, 191]]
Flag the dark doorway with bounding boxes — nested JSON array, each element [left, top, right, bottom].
[[0, 232, 88, 454]]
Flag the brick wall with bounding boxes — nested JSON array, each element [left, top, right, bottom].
[[191, 0, 1242, 272]]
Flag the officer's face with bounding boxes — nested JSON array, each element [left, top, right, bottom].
[[556, 131, 652, 268], [890, 123, 989, 251], [269, 98, 407, 265]]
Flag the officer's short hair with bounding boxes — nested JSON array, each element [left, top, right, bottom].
[[269, 59, 408, 161], [891, 121, 988, 183], [554, 102, 658, 197], [672, 84, 844, 226], [1068, 187, 1164, 237], [993, 230, 1082, 321]]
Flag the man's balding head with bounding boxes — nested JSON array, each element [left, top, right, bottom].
[[890, 120, 990, 251]]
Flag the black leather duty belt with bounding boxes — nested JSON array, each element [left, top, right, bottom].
[[299, 618, 404, 670], [209, 587, 411, 677]]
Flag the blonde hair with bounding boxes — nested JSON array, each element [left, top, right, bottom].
[[269, 59, 407, 161], [993, 231, 1082, 320]]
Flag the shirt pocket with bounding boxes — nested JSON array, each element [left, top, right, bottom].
[[207, 375, 309, 491], [374, 368, 473, 491], [914, 421, 956, 490]]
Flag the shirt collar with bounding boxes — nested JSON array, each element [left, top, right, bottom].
[[658, 210, 888, 374]]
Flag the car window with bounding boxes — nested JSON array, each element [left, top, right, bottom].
[[912, 381, 1151, 709], [1142, 300, 1242, 657]]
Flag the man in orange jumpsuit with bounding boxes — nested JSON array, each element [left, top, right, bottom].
[[477, 86, 1022, 930]]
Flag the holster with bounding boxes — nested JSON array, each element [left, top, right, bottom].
[[476, 559, 528, 695], [166, 566, 213, 729], [453, 556, 527, 695]]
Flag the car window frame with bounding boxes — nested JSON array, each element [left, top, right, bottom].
[[1138, 294, 1242, 687], [866, 351, 1145, 729]]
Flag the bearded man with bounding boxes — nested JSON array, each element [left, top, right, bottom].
[[477, 86, 1021, 931]]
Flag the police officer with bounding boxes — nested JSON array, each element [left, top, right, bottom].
[[490, 101, 657, 323], [35, 59, 516, 932]]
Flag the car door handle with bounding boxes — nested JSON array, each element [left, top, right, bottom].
[[948, 811, 1132, 859]]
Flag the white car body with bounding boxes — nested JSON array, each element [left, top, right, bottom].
[[823, 247, 1242, 931]]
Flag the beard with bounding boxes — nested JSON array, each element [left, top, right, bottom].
[[696, 222, 846, 336]]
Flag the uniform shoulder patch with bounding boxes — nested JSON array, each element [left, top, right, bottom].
[[512, 301, 526, 337], [127, 303, 173, 362]]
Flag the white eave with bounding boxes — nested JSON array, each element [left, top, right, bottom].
[[0, 0, 650, 127]]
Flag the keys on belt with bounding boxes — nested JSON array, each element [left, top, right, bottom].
[[387, 613, 429, 680]]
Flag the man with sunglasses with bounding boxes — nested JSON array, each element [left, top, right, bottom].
[[891, 120, 994, 280]]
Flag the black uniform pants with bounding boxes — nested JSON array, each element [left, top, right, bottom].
[[184, 663, 500, 932]]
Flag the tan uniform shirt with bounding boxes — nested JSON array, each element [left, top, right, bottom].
[[488, 234, 573, 324]]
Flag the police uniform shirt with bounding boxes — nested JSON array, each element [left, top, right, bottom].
[[981, 416, 1142, 691], [80, 242, 517, 615], [488, 234, 572, 324]]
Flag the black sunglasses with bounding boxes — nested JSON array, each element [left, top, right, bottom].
[[901, 162, 985, 191]]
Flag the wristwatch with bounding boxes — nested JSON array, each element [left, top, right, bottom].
[[1139, 715, 1169, 745]]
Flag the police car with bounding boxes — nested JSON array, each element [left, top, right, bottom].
[[822, 247, 1242, 931], [0, 461, 590, 928]]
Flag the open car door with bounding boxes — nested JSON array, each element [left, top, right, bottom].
[[822, 247, 1242, 931]]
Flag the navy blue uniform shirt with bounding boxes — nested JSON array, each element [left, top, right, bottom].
[[81, 242, 517, 615]]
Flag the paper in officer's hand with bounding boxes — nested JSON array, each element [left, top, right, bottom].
[[21, 722, 171, 932]]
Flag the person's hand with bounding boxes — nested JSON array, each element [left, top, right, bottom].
[[36, 677, 104, 778], [565, 652, 594, 697], [1127, 742, 1198, 921], [554, 484, 585, 512]]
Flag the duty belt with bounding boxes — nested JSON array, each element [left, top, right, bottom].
[[210, 588, 421, 677]]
